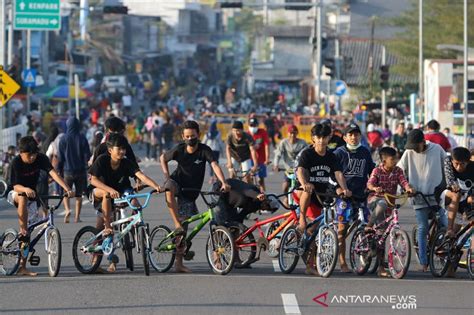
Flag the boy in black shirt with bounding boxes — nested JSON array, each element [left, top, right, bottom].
[[160, 120, 230, 273], [296, 123, 351, 276], [7, 136, 73, 276]]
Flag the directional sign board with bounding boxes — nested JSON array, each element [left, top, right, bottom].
[[14, 0, 61, 30], [22, 69, 37, 88], [0, 68, 21, 108], [335, 80, 347, 96]]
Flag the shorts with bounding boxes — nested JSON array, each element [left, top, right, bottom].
[[291, 191, 321, 220], [253, 163, 267, 179], [368, 197, 391, 217], [7, 191, 40, 225], [231, 158, 252, 173], [163, 179, 199, 219], [336, 199, 370, 224], [89, 187, 134, 217], [64, 172, 87, 196]]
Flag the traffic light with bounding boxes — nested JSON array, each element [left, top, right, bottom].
[[380, 65, 389, 89], [220, 1, 243, 8], [285, 0, 312, 11], [323, 58, 335, 78], [103, 6, 129, 14]]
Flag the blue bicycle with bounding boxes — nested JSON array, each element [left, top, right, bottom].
[[0, 194, 65, 276], [72, 189, 160, 276]]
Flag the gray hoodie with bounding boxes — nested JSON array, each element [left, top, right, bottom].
[[397, 142, 446, 209]]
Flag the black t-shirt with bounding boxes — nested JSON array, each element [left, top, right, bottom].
[[92, 141, 138, 168], [9, 153, 53, 190], [164, 142, 216, 200], [327, 135, 346, 152], [297, 148, 342, 193], [227, 133, 254, 162], [88, 155, 140, 193], [454, 161, 474, 183]]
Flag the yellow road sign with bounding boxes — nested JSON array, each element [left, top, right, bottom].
[[0, 68, 21, 107]]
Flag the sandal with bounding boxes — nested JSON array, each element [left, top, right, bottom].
[[378, 269, 391, 278]]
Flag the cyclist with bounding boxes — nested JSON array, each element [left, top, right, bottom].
[[443, 147, 474, 238], [225, 120, 258, 184], [7, 136, 74, 276], [333, 123, 375, 273], [273, 125, 308, 204], [160, 120, 231, 273], [320, 119, 345, 152], [89, 134, 162, 273], [366, 147, 414, 277], [296, 123, 351, 276], [398, 129, 448, 272], [248, 117, 270, 192]]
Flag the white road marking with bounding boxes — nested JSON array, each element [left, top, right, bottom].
[[273, 260, 281, 272], [281, 293, 301, 314]]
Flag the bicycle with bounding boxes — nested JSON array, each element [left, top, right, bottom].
[[232, 191, 299, 268], [72, 189, 160, 276], [0, 193, 66, 276], [411, 192, 446, 266], [149, 188, 235, 275], [349, 193, 412, 279], [278, 191, 339, 278]]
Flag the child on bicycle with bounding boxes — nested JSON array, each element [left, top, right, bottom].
[[366, 146, 414, 277], [160, 120, 230, 273], [89, 134, 162, 273], [8, 136, 74, 276], [334, 123, 375, 273], [296, 123, 351, 276]]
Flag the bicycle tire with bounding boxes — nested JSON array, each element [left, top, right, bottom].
[[72, 226, 102, 274], [278, 227, 300, 274], [121, 224, 134, 272], [349, 228, 372, 276], [232, 223, 256, 268], [467, 236, 474, 280], [316, 227, 339, 278], [206, 225, 235, 275], [149, 225, 175, 273], [411, 225, 420, 264], [0, 179, 8, 199], [0, 229, 20, 275], [47, 227, 62, 277], [265, 221, 282, 258], [367, 255, 379, 274], [429, 231, 451, 277], [139, 226, 150, 276], [388, 229, 411, 279]]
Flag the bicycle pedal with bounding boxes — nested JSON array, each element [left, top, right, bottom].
[[184, 250, 195, 261], [29, 255, 40, 266]]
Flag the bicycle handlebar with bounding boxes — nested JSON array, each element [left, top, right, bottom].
[[18, 193, 67, 211], [112, 189, 163, 210]]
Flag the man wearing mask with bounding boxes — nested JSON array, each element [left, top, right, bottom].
[[248, 117, 270, 192]]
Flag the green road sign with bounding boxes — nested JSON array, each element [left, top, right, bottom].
[[14, 0, 61, 30]]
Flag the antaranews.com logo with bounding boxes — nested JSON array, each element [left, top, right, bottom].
[[313, 292, 417, 310]]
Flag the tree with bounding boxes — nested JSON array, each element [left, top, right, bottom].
[[387, 0, 474, 77], [234, 8, 264, 71]]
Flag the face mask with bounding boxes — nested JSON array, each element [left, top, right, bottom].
[[185, 138, 199, 147], [249, 127, 258, 134], [346, 143, 361, 151]]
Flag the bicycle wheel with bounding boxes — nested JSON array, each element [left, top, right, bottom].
[[367, 256, 379, 274], [0, 179, 8, 199], [206, 226, 235, 275], [467, 236, 473, 280], [429, 231, 451, 277], [349, 228, 372, 275], [139, 226, 150, 276], [121, 224, 134, 272], [278, 227, 300, 274], [0, 229, 20, 275], [265, 221, 282, 258], [47, 227, 62, 277], [388, 229, 411, 279], [149, 225, 175, 273], [411, 225, 420, 264], [231, 223, 256, 268], [316, 227, 338, 278], [72, 226, 102, 274]]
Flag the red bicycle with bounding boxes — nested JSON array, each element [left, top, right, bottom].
[[232, 192, 299, 268]]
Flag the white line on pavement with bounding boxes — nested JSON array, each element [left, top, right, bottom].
[[273, 260, 281, 272], [281, 293, 301, 314]]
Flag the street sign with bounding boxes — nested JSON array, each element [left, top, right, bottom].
[[14, 0, 61, 30], [335, 80, 347, 96], [22, 68, 37, 88], [0, 68, 21, 108]]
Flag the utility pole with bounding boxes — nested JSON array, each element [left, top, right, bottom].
[[313, 0, 321, 104], [419, 0, 424, 124], [1, 0, 5, 67], [26, 30, 31, 113], [463, 0, 469, 147], [368, 16, 375, 92], [7, 1, 13, 66], [381, 46, 387, 129]]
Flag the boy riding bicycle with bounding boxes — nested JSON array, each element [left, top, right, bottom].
[[89, 134, 162, 273], [8, 136, 74, 276], [366, 147, 414, 277]]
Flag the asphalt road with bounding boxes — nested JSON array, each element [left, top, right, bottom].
[[0, 152, 473, 315]]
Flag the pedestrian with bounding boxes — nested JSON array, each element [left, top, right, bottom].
[[424, 119, 451, 152], [202, 120, 225, 184], [442, 127, 458, 150], [58, 117, 91, 223], [161, 117, 175, 152], [391, 121, 407, 157]]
